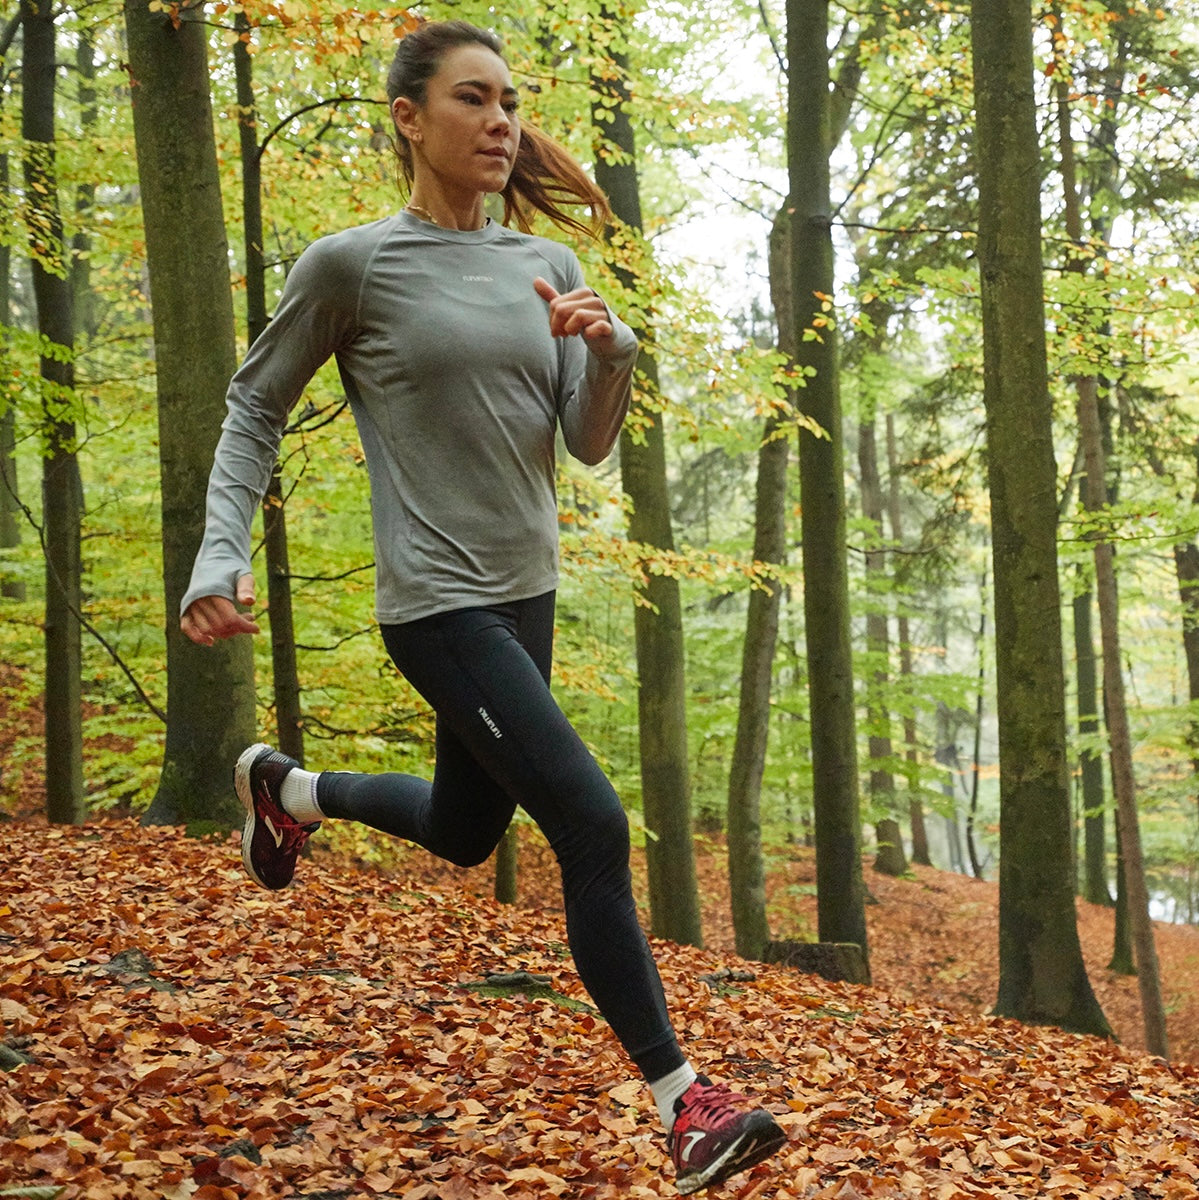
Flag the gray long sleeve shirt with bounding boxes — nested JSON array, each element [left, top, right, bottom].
[[182, 211, 637, 624]]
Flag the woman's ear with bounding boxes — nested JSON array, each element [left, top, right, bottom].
[[392, 97, 421, 143]]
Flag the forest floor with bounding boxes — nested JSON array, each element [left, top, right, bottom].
[[387, 825, 1199, 1070], [2, 813, 1198, 1200]]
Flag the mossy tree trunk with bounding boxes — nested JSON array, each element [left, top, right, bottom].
[[786, 0, 868, 963], [23, 0, 84, 824], [971, 0, 1109, 1037], [125, 0, 255, 829]]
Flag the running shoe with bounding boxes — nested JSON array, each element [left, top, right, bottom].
[[668, 1075, 786, 1194], [234, 743, 318, 890]]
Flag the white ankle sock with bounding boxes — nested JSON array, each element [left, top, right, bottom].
[[280, 769, 324, 823], [649, 1062, 699, 1133]]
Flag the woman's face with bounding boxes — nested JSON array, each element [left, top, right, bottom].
[[394, 43, 521, 198]]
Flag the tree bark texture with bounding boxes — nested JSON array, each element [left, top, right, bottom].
[[591, 26, 702, 948], [972, 0, 1109, 1037], [786, 0, 868, 962], [125, 0, 255, 828], [23, 0, 84, 824]]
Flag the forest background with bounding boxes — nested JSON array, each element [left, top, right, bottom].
[[3, 0, 1199, 1058]]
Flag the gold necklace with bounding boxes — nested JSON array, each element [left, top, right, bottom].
[[405, 203, 440, 227]]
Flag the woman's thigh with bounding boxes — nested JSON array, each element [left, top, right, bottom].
[[381, 592, 620, 848]]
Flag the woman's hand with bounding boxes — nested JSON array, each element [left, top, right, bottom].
[[181, 573, 260, 645], [533, 277, 617, 353]]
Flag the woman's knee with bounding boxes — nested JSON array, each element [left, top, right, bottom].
[[551, 783, 630, 871], [591, 792, 631, 858], [431, 826, 507, 869]]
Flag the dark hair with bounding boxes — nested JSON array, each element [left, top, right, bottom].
[[386, 20, 610, 239]]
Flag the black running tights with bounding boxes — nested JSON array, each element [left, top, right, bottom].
[[316, 591, 686, 1082]]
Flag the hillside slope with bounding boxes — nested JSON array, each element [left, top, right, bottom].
[[364, 824, 1199, 1068]]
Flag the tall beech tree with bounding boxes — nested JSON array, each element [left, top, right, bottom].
[[591, 12, 702, 948], [971, 0, 1108, 1036], [23, 0, 84, 823], [786, 0, 868, 961], [125, 0, 255, 828]]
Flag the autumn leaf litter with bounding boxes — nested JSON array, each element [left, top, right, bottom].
[[1, 820, 1197, 1199]]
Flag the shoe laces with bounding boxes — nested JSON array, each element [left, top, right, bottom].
[[276, 814, 317, 858], [680, 1079, 744, 1132]]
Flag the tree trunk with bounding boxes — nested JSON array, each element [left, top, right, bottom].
[[934, 697, 965, 875], [1053, 75, 1112, 909], [591, 22, 702, 947], [125, 0, 256, 829], [966, 582, 986, 881], [725, 423, 787, 958], [1077, 376, 1167, 1046], [0, 128, 23, 603], [972, 0, 1108, 1036], [494, 823, 519, 905], [233, 17, 304, 764], [726, 210, 794, 961], [1073, 583, 1111, 904], [1108, 828, 1135, 974], [72, 32, 97, 343], [859, 415, 906, 877], [886, 414, 929, 865], [1141, 434, 1199, 803], [1175, 533, 1199, 793], [786, 0, 868, 963], [1057, 74, 1166, 1056], [23, 0, 85, 824]]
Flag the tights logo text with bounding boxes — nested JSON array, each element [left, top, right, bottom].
[[478, 707, 503, 739]]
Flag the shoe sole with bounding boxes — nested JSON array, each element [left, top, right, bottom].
[[234, 742, 274, 889], [676, 1123, 787, 1195]]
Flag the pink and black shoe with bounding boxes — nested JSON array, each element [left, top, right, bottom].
[[668, 1075, 786, 1194], [233, 743, 318, 890]]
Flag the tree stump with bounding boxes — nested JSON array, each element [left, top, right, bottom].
[[761, 940, 870, 985]]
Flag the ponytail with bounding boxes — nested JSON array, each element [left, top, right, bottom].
[[501, 122, 611, 240]]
